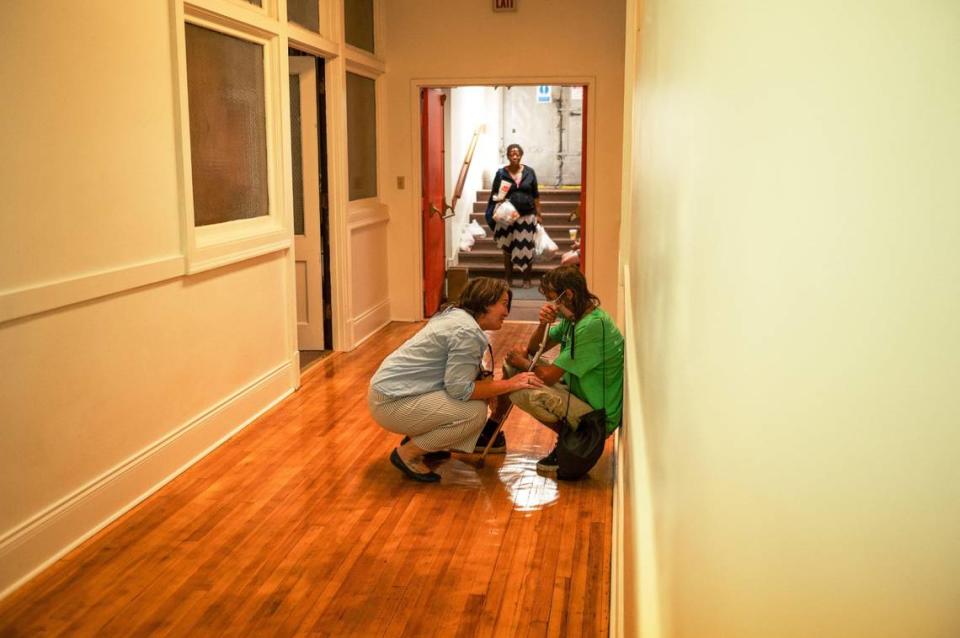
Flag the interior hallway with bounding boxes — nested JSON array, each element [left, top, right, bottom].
[[0, 321, 612, 637]]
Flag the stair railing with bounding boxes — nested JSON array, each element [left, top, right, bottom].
[[449, 125, 484, 215]]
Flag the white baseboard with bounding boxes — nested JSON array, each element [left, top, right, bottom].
[[610, 428, 625, 638], [0, 358, 297, 601], [351, 298, 391, 348]]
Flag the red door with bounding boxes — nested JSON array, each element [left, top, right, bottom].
[[421, 88, 446, 317]]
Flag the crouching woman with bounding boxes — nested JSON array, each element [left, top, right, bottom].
[[368, 277, 544, 483]]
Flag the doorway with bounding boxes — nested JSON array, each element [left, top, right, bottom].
[[289, 50, 333, 366], [419, 84, 586, 321]]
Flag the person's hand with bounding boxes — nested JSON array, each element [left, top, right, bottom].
[[538, 303, 558, 325], [506, 346, 528, 369], [509, 372, 544, 392]]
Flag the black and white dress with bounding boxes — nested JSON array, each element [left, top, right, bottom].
[[485, 166, 540, 269]]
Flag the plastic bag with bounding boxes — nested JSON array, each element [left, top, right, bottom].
[[534, 224, 558, 259], [459, 225, 476, 252], [492, 200, 519, 225], [468, 219, 487, 238]]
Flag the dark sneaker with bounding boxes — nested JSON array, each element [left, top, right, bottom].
[[536, 448, 559, 472], [474, 430, 507, 453], [400, 436, 452, 461]]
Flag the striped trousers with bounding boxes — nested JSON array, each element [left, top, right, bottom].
[[367, 388, 487, 453]]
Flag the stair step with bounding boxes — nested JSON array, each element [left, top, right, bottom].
[[469, 212, 579, 225], [469, 236, 577, 249], [476, 188, 581, 202], [456, 260, 563, 273], [472, 201, 579, 214]]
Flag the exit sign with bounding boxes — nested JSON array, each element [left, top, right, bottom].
[[493, 0, 516, 11]]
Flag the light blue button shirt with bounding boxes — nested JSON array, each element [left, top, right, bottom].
[[370, 308, 489, 401]]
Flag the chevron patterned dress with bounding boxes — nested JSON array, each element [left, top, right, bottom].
[[494, 212, 538, 268]]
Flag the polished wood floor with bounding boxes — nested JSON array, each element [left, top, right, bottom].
[[0, 322, 613, 637]]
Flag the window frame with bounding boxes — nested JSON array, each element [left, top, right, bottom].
[[174, 2, 289, 274]]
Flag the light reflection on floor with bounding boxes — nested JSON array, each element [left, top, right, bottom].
[[498, 452, 559, 513], [431, 451, 559, 513]]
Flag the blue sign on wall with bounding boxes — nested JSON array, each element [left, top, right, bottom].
[[536, 85, 552, 104]]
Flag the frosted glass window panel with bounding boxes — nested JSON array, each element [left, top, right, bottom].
[[346, 72, 377, 200], [344, 0, 375, 53], [185, 24, 269, 227], [290, 76, 305, 235], [287, 0, 320, 32]]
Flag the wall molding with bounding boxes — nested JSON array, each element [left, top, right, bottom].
[[0, 255, 185, 325], [350, 297, 390, 347], [347, 200, 390, 230], [0, 358, 297, 601]]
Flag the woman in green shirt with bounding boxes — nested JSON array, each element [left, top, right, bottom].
[[500, 266, 624, 473]]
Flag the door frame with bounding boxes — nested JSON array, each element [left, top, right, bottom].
[[408, 76, 596, 320]]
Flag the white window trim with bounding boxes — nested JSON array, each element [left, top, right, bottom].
[[174, 2, 290, 274]]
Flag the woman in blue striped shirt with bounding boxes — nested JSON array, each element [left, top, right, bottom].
[[368, 277, 543, 482]]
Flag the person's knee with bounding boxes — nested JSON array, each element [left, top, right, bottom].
[[511, 389, 564, 425]]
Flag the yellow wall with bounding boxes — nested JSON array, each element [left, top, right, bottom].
[[619, 0, 960, 636], [381, 0, 626, 320], [0, 3, 296, 596]]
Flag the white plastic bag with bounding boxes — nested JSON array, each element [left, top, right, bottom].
[[468, 219, 487, 238], [459, 225, 476, 252], [492, 199, 519, 224], [534, 224, 558, 259]]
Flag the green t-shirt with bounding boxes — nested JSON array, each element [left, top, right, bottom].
[[547, 307, 624, 433]]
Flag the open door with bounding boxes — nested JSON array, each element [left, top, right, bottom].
[[421, 88, 447, 317], [290, 56, 324, 349]]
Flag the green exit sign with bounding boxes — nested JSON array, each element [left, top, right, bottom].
[[493, 0, 516, 11]]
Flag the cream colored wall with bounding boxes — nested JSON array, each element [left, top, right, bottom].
[[381, 0, 625, 320], [0, 4, 182, 288], [0, 3, 297, 597], [619, 1, 960, 636]]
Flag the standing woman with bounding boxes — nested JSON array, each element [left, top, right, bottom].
[[368, 277, 544, 482], [485, 144, 543, 288]]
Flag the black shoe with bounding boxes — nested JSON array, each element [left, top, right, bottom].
[[536, 448, 559, 472], [474, 430, 507, 454], [390, 449, 441, 483], [400, 436, 452, 461]]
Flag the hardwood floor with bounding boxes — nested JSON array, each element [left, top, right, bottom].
[[0, 322, 613, 637]]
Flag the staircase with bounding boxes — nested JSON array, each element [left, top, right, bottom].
[[458, 188, 581, 279]]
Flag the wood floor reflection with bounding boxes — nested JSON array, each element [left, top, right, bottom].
[[0, 321, 613, 637]]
